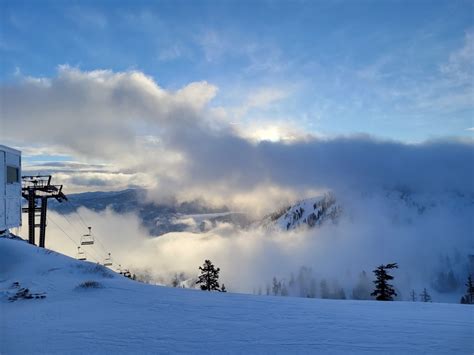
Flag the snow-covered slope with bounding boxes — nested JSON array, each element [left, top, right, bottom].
[[259, 193, 342, 231], [1, 236, 473, 354]]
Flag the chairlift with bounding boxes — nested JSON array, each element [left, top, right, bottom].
[[103, 253, 113, 266], [77, 247, 87, 261], [80, 226, 94, 246]]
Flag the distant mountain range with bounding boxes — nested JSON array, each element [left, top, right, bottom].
[[50, 188, 474, 238], [50, 188, 344, 235], [49, 189, 250, 235]]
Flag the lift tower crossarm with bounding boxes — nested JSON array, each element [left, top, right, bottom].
[[21, 175, 68, 248]]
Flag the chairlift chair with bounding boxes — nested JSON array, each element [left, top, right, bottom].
[[80, 226, 94, 246], [77, 247, 87, 261], [103, 253, 113, 266]]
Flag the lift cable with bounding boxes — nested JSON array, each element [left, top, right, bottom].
[[54, 200, 128, 272], [46, 215, 102, 264], [52, 210, 109, 261], [63, 201, 110, 255]]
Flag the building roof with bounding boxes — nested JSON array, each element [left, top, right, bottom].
[[0, 144, 21, 155]]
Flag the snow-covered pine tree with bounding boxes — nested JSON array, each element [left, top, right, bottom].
[[196, 260, 221, 291], [371, 263, 398, 301], [420, 288, 432, 302]]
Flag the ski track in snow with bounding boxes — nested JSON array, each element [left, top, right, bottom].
[[0, 238, 473, 354]]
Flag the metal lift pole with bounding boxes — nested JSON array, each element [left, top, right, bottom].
[[39, 197, 48, 248], [27, 189, 36, 245]]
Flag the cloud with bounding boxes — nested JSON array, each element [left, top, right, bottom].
[[1, 67, 473, 214], [3, 67, 471, 301], [440, 30, 474, 86], [232, 87, 290, 118], [196, 30, 226, 63], [40, 187, 474, 299]]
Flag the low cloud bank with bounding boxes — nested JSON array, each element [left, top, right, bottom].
[[31, 188, 473, 303]]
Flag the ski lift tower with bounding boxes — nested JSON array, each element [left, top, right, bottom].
[[22, 175, 67, 248]]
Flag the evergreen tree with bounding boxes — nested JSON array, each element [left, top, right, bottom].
[[335, 287, 346, 300], [433, 269, 459, 293], [220, 284, 227, 293], [272, 277, 281, 296], [289, 273, 296, 291], [308, 278, 317, 298], [171, 272, 185, 287], [461, 275, 474, 304], [172, 274, 180, 287], [352, 271, 371, 300], [371, 263, 399, 301], [420, 288, 432, 302], [410, 289, 417, 302], [196, 259, 221, 291], [320, 279, 330, 299]]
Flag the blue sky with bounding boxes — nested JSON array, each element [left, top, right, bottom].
[[1, 0, 473, 142]]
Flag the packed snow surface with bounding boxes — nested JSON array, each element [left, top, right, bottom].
[[0, 237, 473, 354]]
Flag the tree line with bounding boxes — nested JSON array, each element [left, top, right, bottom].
[[163, 259, 474, 304]]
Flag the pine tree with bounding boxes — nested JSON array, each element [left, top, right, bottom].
[[196, 260, 221, 291], [461, 275, 474, 304], [410, 289, 417, 302], [371, 263, 398, 301], [172, 275, 179, 287], [420, 288, 432, 302], [320, 279, 330, 299], [352, 271, 371, 300], [272, 277, 281, 296], [336, 287, 346, 299], [220, 284, 227, 293]]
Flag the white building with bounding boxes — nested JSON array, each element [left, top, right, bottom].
[[0, 145, 22, 233]]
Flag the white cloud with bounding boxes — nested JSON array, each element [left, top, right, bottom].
[[440, 30, 474, 86], [40, 188, 474, 297], [1, 65, 217, 158], [1, 67, 473, 215]]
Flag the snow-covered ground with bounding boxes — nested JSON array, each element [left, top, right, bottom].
[[1, 236, 473, 354]]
